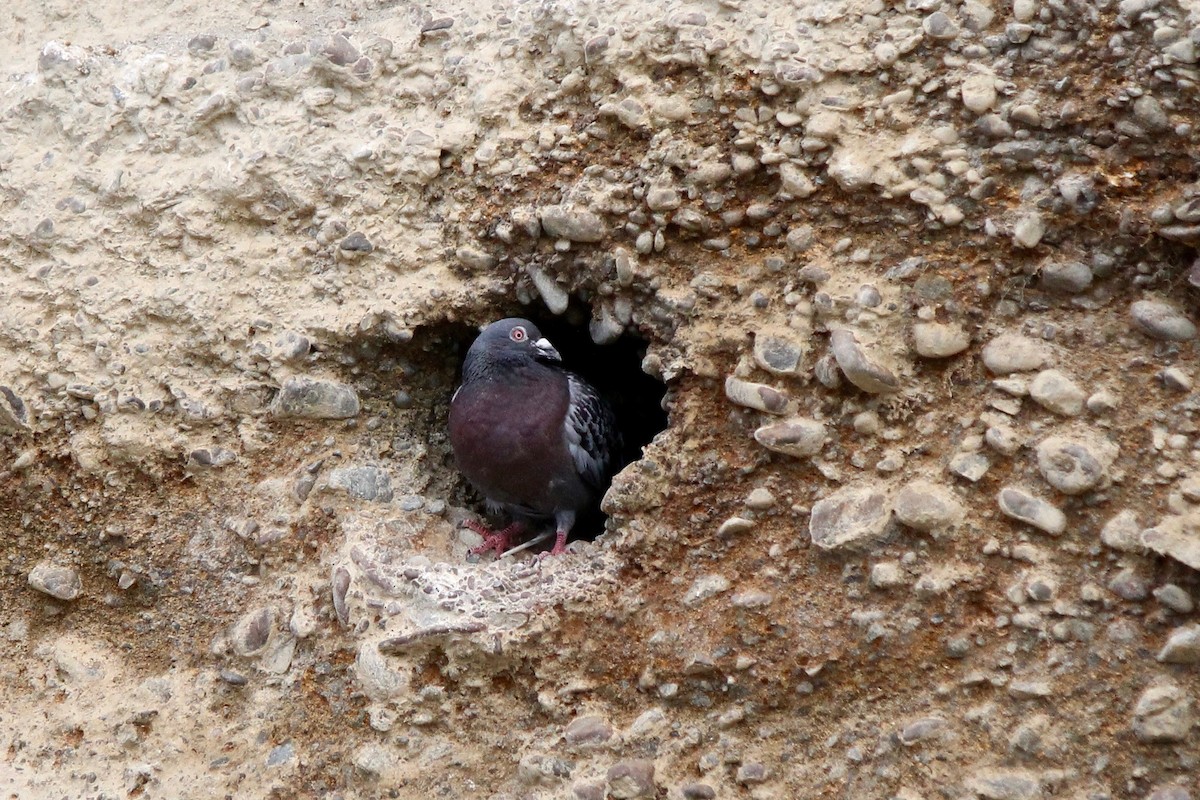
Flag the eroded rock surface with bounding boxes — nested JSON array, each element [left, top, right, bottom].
[[3, 0, 1200, 798]]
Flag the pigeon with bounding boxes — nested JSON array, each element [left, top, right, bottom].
[[448, 318, 621, 557]]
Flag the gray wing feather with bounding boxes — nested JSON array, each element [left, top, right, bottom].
[[563, 373, 620, 490]]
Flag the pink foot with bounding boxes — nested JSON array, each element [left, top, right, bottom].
[[467, 521, 524, 558], [538, 529, 570, 559]]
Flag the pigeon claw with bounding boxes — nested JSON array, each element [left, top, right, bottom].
[[537, 529, 570, 559], [467, 520, 524, 558]]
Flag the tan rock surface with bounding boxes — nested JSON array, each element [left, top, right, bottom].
[[3, 0, 1200, 798]]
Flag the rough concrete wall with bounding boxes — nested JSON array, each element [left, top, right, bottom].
[[2, 0, 1200, 797]]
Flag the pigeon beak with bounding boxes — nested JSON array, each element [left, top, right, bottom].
[[533, 337, 561, 361]]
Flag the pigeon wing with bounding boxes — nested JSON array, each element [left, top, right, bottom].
[[563, 373, 621, 491]]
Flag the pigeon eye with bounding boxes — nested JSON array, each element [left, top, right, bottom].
[[510, 326, 527, 342]]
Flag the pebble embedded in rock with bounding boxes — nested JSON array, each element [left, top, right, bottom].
[[745, 487, 775, 510], [273, 331, 311, 362], [1160, 367, 1192, 392], [1142, 518, 1200, 571], [912, 322, 970, 358], [1157, 624, 1200, 664], [961, 74, 997, 113], [539, 204, 607, 243], [1086, 389, 1118, 413], [1130, 300, 1197, 341], [736, 763, 769, 785], [809, 485, 893, 551], [1176, 197, 1200, 224], [1056, 172, 1098, 213], [528, 266, 570, 315], [829, 329, 899, 394], [813, 354, 841, 389], [456, 245, 496, 270], [870, 561, 905, 588], [1108, 568, 1150, 602], [681, 785, 716, 800], [1133, 95, 1170, 132], [1035, 435, 1114, 495], [981, 333, 1052, 375], [923, 11, 959, 39], [645, 185, 680, 212], [312, 34, 360, 66], [589, 306, 624, 345], [27, 561, 82, 601], [683, 574, 731, 607], [798, 264, 829, 285], [716, 516, 754, 538], [753, 331, 805, 375], [1100, 510, 1144, 553], [893, 480, 965, 532], [753, 417, 827, 457], [1039, 260, 1092, 293], [1028, 370, 1085, 416], [786, 224, 815, 251], [1132, 682, 1193, 743], [730, 589, 773, 608], [1154, 584, 1194, 614], [945, 636, 971, 658], [997, 487, 1066, 536], [339, 232, 373, 253], [949, 452, 990, 483], [899, 716, 947, 745], [564, 715, 613, 747], [779, 166, 816, 200], [606, 759, 656, 799], [230, 606, 274, 657], [1012, 213, 1045, 249], [219, 668, 248, 686], [272, 377, 360, 419], [985, 424, 1022, 456], [725, 376, 796, 415], [188, 34, 217, 53]]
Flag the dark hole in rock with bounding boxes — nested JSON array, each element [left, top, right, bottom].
[[398, 299, 668, 551]]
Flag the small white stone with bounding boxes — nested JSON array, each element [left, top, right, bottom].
[[1086, 389, 1118, 413], [745, 488, 776, 510], [829, 329, 899, 394], [1132, 682, 1193, 743], [997, 487, 1066, 536], [961, 74, 998, 113], [1029, 369, 1086, 416], [1012, 213, 1046, 248], [1157, 624, 1200, 664], [912, 322, 970, 358], [1100, 510, 1144, 553], [982, 333, 1053, 375], [870, 561, 906, 588], [27, 561, 82, 601], [683, 574, 732, 607]]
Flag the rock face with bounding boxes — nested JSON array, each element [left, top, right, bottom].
[[3, 0, 1200, 798]]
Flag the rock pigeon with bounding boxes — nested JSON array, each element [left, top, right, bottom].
[[449, 318, 621, 557]]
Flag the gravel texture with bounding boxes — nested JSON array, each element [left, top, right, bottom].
[[3, 0, 1200, 797]]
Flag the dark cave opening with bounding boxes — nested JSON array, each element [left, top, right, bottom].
[[404, 299, 669, 549]]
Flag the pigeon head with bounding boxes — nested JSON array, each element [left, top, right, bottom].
[[462, 318, 561, 381]]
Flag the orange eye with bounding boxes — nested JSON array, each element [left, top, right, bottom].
[[510, 326, 527, 342]]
